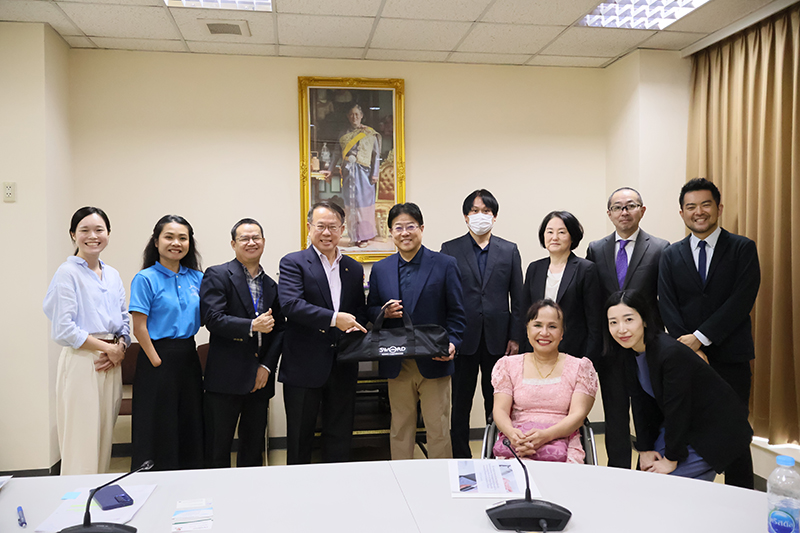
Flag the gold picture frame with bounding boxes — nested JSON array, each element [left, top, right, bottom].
[[298, 76, 405, 263]]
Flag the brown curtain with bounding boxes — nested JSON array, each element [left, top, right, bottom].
[[686, 5, 800, 443]]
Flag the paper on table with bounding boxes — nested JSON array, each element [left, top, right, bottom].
[[35, 484, 157, 533], [173, 498, 213, 532], [448, 460, 540, 499], [0, 476, 11, 491]]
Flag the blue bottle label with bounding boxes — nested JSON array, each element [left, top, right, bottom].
[[769, 508, 799, 533]]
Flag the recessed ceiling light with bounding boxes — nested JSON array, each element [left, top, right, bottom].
[[164, 0, 272, 12], [578, 0, 712, 30]]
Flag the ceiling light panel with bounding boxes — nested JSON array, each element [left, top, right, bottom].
[[579, 0, 712, 30], [165, 0, 272, 12]]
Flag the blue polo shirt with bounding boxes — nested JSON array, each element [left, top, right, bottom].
[[129, 262, 203, 340]]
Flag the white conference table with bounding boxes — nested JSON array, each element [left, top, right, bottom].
[[0, 459, 764, 532]]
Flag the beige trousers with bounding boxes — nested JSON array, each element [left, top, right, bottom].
[[387, 359, 452, 460], [56, 345, 122, 475]]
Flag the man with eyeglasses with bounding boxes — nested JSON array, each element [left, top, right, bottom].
[[278, 201, 368, 464], [200, 218, 286, 468], [586, 187, 669, 469], [367, 202, 466, 460]]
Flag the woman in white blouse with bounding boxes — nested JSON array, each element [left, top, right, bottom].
[[43, 207, 130, 475], [518, 211, 602, 363]]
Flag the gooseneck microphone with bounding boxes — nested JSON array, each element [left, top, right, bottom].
[[486, 439, 572, 532], [59, 460, 154, 533]]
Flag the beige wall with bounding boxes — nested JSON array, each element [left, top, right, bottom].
[[1, 22, 699, 471]]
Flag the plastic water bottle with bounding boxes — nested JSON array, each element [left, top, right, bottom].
[[768, 455, 800, 533]]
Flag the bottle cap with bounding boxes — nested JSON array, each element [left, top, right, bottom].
[[777, 455, 796, 467]]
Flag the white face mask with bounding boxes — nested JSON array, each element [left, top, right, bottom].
[[468, 213, 494, 236]]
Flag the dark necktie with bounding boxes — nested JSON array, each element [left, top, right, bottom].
[[698, 240, 707, 284], [616, 239, 629, 289]]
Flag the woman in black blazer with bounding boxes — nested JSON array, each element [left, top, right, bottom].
[[520, 211, 602, 363], [604, 290, 753, 488]]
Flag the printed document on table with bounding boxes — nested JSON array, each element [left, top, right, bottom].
[[0, 476, 11, 491], [35, 484, 156, 532], [449, 460, 540, 498]]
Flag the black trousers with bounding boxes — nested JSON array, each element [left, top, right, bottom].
[[131, 338, 204, 471], [283, 360, 358, 465], [597, 351, 633, 469], [451, 335, 501, 459], [203, 387, 270, 468], [709, 359, 754, 487]]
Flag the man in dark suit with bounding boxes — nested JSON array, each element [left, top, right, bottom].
[[658, 178, 759, 487], [441, 189, 523, 458], [368, 202, 466, 460], [278, 201, 367, 465], [200, 218, 285, 468], [586, 187, 669, 469]]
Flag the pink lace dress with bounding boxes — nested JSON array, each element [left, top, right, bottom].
[[491, 354, 598, 464]]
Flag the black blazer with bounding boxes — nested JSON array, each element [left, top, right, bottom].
[[199, 259, 285, 397], [658, 229, 760, 363], [586, 229, 669, 328], [520, 253, 602, 363], [440, 233, 523, 355], [367, 246, 466, 380], [624, 333, 752, 473], [278, 247, 367, 389]]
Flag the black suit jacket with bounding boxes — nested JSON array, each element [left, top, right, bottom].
[[278, 247, 367, 389], [199, 259, 285, 397], [520, 253, 603, 363], [658, 229, 760, 363], [440, 233, 523, 355], [624, 333, 752, 472], [586, 229, 670, 328]]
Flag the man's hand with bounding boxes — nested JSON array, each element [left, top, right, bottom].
[[638, 450, 662, 471], [505, 340, 519, 356], [677, 334, 702, 352], [253, 309, 275, 334], [645, 456, 678, 475], [336, 312, 367, 333], [252, 365, 270, 392], [383, 299, 403, 319], [433, 342, 456, 362], [695, 348, 709, 364]]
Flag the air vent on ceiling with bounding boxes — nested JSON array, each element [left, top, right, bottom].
[[203, 19, 251, 36]]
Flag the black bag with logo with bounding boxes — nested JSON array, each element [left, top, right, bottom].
[[337, 308, 449, 363]]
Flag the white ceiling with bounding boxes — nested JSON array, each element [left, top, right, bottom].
[[0, 0, 791, 67]]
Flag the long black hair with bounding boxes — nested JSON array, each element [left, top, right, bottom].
[[69, 206, 110, 255], [602, 290, 658, 356], [141, 214, 201, 271]]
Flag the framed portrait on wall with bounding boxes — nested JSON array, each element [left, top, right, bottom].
[[298, 76, 405, 263]]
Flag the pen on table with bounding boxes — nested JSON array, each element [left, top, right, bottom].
[[17, 506, 27, 528]]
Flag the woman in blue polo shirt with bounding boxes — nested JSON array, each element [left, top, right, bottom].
[[130, 215, 204, 471]]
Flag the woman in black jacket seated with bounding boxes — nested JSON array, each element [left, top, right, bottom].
[[604, 290, 753, 488]]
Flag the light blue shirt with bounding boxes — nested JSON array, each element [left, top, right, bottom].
[[129, 262, 203, 341], [43, 256, 131, 349]]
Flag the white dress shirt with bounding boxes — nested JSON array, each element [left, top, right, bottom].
[[312, 245, 343, 327], [688, 226, 722, 347]]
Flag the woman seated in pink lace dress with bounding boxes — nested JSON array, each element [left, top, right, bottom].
[[492, 299, 598, 463]]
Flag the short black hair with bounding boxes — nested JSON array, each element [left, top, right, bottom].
[[231, 218, 264, 240], [538, 211, 583, 250], [462, 189, 499, 217], [680, 178, 721, 207], [526, 299, 565, 333], [308, 200, 345, 224], [69, 207, 111, 255], [602, 290, 658, 356], [388, 202, 424, 228], [607, 187, 643, 210]]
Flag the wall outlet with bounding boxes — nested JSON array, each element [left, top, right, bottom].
[[3, 182, 15, 203]]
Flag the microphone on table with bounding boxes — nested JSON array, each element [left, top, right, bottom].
[[486, 439, 571, 532], [59, 459, 154, 533]]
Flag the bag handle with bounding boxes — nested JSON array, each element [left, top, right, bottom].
[[371, 302, 416, 355]]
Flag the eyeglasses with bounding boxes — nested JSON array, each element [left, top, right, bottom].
[[392, 224, 419, 233], [312, 224, 342, 233], [609, 203, 642, 213], [236, 236, 263, 244]]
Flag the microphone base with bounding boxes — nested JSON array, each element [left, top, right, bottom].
[[59, 523, 137, 533], [486, 498, 571, 531]]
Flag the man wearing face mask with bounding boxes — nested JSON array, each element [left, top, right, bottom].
[[441, 190, 524, 458]]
